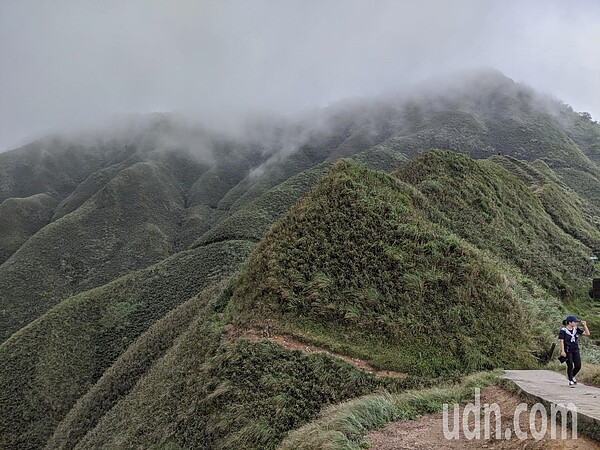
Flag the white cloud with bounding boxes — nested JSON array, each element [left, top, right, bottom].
[[1, 0, 599, 151]]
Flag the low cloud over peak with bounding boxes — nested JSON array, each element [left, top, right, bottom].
[[1, 0, 599, 151]]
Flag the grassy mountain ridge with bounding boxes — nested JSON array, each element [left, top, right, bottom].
[[0, 160, 187, 341], [45, 282, 224, 450], [1, 70, 600, 448], [0, 240, 255, 450], [51, 160, 137, 221], [492, 155, 600, 252], [0, 149, 364, 448], [0, 193, 58, 264], [0, 137, 125, 204], [68, 283, 417, 450], [227, 159, 537, 376], [395, 151, 594, 299], [73, 155, 584, 449], [193, 163, 332, 247]]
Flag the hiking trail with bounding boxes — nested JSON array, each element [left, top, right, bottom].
[[225, 325, 407, 379], [503, 369, 600, 426], [367, 384, 599, 449]]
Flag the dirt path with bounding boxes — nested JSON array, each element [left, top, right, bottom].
[[367, 385, 598, 449], [225, 325, 407, 378]]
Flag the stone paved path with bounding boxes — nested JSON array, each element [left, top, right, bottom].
[[503, 369, 600, 426]]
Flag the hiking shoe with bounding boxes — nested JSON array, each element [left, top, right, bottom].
[[569, 380, 575, 387], [573, 377, 577, 385]]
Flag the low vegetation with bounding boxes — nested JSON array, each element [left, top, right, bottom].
[[1, 70, 600, 449], [193, 163, 331, 247], [0, 193, 57, 263], [46, 283, 225, 450], [279, 370, 499, 450], [68, 286, 422, 450], [0, 240, 255, 450], [228, 159, 537, 376], [0, 161, 187, 341], [396, 151, 594, 300]]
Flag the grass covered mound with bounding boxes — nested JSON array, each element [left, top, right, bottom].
[[228, 159, 536, 377], [396, 151, 593, 300]]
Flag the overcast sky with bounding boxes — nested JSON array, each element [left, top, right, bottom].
[[1, 0, 599, 151]]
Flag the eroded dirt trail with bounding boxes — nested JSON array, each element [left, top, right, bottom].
[[225, 325, 407, 378], [367, 385, 598, 449]]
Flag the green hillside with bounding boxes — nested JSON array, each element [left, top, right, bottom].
[[51, 161, 136, 221], [0, 240, 255, 450], [0, 161, 188, 341], [228, 159, 537, 376], [63, 156, 583, 450], [492, 155, 600, 253], [396, 151, 594, 299], [64, 283, 416, 450], [193, 163, 332, 247], [0, 193, 57, 264], [1, 70, 600, 449], [0, 136, 128, 204], [45, 282, 226, 450]]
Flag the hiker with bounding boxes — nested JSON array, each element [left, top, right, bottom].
[[559, 315, 591, 387]]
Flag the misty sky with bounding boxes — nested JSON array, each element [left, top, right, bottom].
[[1, 0, 599, 152]]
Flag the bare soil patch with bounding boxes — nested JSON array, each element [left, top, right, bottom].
[[367, 385, 598, 449]]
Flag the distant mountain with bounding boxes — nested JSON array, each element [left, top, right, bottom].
[[1, 69, 599, 449]]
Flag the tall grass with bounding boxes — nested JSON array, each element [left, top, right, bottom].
[[228, 159, 537, 376], [279, 370, 500, 450], [0, 240, 255, 450]]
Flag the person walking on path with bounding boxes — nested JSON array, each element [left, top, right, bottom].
[[559, 315, 591, 387]]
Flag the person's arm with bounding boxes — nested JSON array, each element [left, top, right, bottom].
[[582, 320, 591, 336], [560, 338, 566, 357]]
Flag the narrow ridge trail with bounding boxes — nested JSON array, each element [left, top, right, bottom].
[[225, 325, 408, 378]]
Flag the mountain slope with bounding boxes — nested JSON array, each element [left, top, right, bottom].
[[51, 160, 137, 221], [1, 69, 600, 449], [66, 284, 414, 450], [68, 156, 581, 449], [45, 282, 226, 450], [395, 151, 594, 299], [0, 160, 189, 341], [0, 136, 130, 204], [0, 193, 58, 264], [492, 155, 600, 253], [228, 159, 536, 376], [0, 240, 255, 450], [0, 156, 364, 449]]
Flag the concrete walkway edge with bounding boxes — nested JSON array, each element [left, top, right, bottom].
[[503, 369, 600, 427]]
